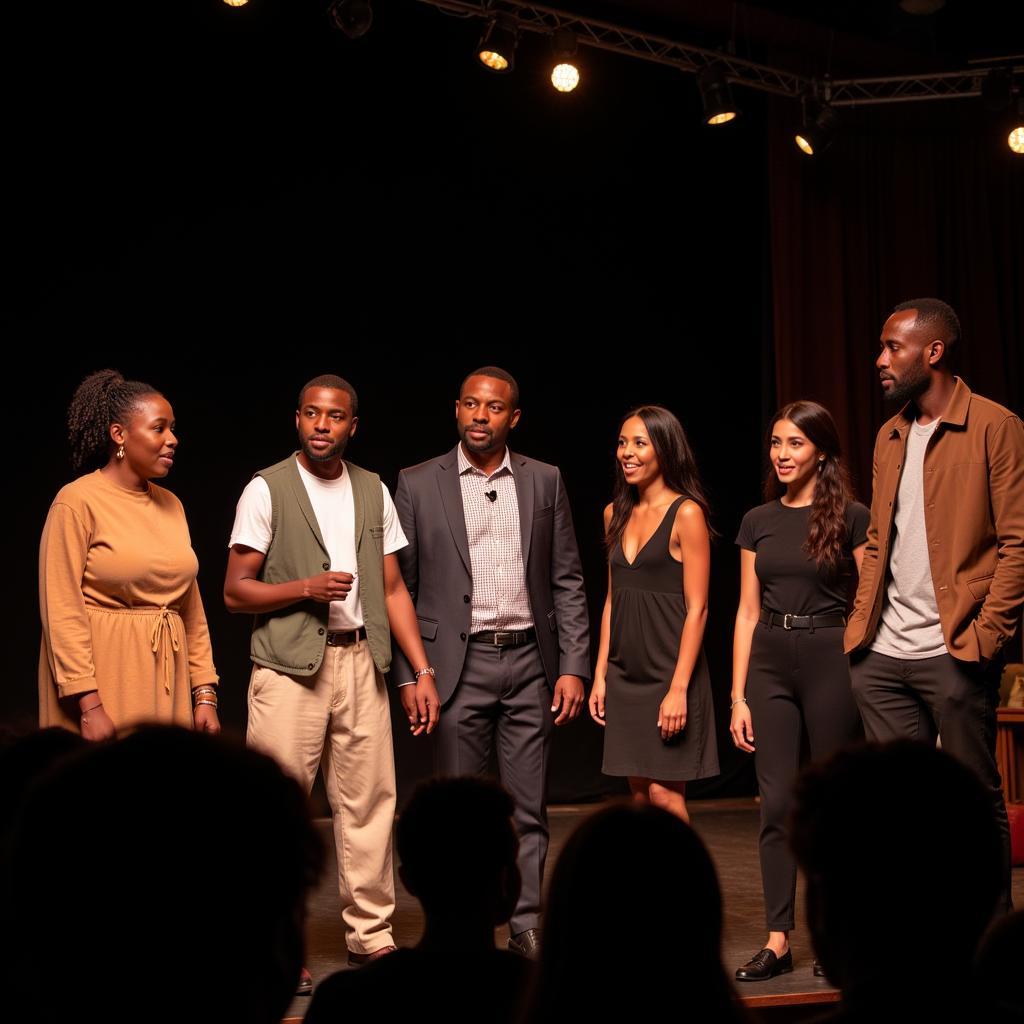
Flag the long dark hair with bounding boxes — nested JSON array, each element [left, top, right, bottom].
[[67, 369, 160, 472], [764, 400, 852, 570], [606, 405, 715, 556]]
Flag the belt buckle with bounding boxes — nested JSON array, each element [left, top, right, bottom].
[[493, 631, 510, 646], [783, 613, 793, 630]]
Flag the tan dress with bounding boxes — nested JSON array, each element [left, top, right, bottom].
[[38, 469, 219, 731]]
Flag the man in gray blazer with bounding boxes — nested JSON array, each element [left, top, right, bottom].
[[391, 366, 591, 958]]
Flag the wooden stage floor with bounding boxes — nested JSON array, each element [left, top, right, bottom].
[[288, 797, 1024, 1021]]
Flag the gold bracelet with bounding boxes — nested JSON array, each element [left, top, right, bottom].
[[192, 686, 218, 697], [194, 699, 218, 709]]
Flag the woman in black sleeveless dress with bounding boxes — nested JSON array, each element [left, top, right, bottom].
[[589, 406, 719, 821], [730, 401, 867, 981]]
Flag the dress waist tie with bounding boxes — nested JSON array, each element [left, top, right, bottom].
[[150, 606, 183, 696]]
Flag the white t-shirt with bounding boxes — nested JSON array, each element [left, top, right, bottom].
[[229, 459, 407, 631], [870, 417, 948, 660]]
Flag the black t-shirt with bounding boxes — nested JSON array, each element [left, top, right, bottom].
[[735, 500, 870, 616]]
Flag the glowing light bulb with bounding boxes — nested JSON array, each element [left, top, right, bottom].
[[223, 0, 249, 7], [1009, 126, 1024, 154], [795, 134, 814, 155], [551, 63, 580, 93], [479, 50, 510, 72]]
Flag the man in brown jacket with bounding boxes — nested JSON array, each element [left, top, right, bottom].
[[845, 298, 1024, 912]]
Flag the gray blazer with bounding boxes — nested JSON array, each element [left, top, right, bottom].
[[390, 444, 591, 703]]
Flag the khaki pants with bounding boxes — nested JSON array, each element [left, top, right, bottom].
[[247, 640, 396, 953]]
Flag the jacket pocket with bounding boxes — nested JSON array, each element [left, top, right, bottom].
[[966, 573, 994, 601], [418, 616, 439, 641], [534, 504, 554, 519]]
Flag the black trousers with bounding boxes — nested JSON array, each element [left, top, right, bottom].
[[849, 649, 1013, 913], [747, 621, 863, 932], [433, 639, 553, 936]]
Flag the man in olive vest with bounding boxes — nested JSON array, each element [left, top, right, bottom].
[[225, 374, 440, 991]]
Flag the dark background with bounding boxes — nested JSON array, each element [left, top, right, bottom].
[[4, 1, 1022, 804]]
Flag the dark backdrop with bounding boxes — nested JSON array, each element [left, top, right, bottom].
[[4, 1, 1021, 804]]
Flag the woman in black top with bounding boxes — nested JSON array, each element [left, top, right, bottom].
[[731, 401, 868, 981]]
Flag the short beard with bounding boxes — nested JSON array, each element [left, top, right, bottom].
[[459, 424, 500, 454], [883, 365, 930, 405], [298, 431, 348, 463]]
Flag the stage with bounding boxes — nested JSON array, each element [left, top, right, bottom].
[[287, 798, 1024, 1021]]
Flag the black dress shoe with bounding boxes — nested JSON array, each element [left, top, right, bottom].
[[508, 928, 541, 959], [813, 959, 826, 978], [296, 967, 313, 996], [735, 948, 793, 981]]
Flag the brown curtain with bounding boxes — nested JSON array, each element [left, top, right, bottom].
[[767, 98, 1024, 502]]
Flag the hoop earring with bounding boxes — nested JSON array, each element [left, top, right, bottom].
[[116, 445, 125, 461]]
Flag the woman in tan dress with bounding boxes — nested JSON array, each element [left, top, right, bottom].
[[39, 370, 220, 739]]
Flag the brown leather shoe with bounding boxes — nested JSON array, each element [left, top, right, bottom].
[[296, 967, 314, 996], [508, 928, 541, 959], [348, 944, 397, 967]]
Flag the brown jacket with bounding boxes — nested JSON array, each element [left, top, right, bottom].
[[845, 378, 1024, 663]]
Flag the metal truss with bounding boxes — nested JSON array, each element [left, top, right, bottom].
[[415, 0, 1024, 106]]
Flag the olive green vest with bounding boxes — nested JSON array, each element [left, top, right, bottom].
[[249, 455, 391, 676]]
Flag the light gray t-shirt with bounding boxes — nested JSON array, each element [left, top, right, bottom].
[[870, 417, 948, 659]]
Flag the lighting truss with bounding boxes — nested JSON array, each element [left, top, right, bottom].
[[414, 0, 1024, 106]]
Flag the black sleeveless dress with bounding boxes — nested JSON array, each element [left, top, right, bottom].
[[602, 497, 720, 781]]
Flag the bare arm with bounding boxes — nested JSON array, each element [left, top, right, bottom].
[[729, 550, 761, 753], [658, 501, 711, 740], [846, 437, 882, 646], [589, 504, 614, 726], [384, 552, 438, 736], [223, 545, 352, 614], [853, 543, 866, 576]]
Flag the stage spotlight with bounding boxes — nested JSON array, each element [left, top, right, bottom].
[[698, 64, 738, 125], [222, 0, 248, 6], [1009, 87, 1024, 154], [329, 0, 372, 39], [477, 16, 518, 73], [550, 28, 580, 93], [795, 100, 836, 156]]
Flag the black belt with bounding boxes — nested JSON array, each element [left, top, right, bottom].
[[469, 628, 536, 648], [326, 627, 367, 646], [759, 609, 846, 631]]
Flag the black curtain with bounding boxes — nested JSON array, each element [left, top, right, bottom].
[[767, 98, 1024, 508]]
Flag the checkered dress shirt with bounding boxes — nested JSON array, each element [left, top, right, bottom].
[[457, 445, 534, 633]]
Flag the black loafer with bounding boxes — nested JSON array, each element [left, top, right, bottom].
[[508, 927, 541, 959], [296, 967, 313, 996], [813, 959, 826, 978], [735, 947, 793, 981]]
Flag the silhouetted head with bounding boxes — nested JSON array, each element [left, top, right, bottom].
[[976, 909, 1024, 1024], [7, 727, 324, 1024], [791, 741, 1001, 996], [0, 727, 85, 841], [531, 802, 739, 1021], [396, 776, 520, 927]]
